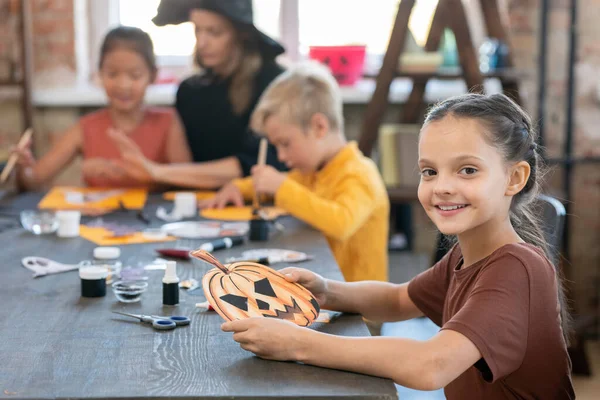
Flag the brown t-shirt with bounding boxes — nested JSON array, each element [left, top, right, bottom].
[[408, 243, 574, 399]]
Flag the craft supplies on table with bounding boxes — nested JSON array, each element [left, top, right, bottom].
[[80, 266, 108, 298], [191, 250, 320, 326], [200, 206, 287, 222], [38, 187, 148, 212], [112, 312, 190, 331], [79, 225, 175, 246], [20, 210, 59, 235], [162, 191, 216, 201], [0, 128, 33, 183], [111, 281, 148, 303], [56, 210, 81, 238], [160, 220, 248, 239], [22, 256, 82, 278], [232, 249, 313, 265], [162, 261, 179, 306]]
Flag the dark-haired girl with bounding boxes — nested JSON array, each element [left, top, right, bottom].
[[12, 26, 191, 189]]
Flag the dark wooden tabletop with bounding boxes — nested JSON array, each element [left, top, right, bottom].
[[0, 193, 397, 400]]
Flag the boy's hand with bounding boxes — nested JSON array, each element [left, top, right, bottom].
[[251, 165, 286, 195], [199, 183, 244, 209], [279, 267, 329, 307]]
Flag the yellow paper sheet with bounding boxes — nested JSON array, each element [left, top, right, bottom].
[[163, 191, 216, 201], [38, 187, 148, 211], [200, 206, 288, 221], [79, 225, 175, 246]]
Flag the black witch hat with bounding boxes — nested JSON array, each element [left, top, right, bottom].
[[152, 0, 285, 59]]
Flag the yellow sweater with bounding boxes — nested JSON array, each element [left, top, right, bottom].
[[234, 141, 389, 282]]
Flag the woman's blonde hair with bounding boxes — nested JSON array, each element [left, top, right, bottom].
[[195, 30, 262, 115], [251, 61, 344, 134]]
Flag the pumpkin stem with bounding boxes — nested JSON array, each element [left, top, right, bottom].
[[189, 249, 229, 273]]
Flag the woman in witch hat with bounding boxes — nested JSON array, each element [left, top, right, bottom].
[[110, 0, 287, 188]]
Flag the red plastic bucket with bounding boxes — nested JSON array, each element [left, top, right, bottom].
[[308, 45, 366, 86]]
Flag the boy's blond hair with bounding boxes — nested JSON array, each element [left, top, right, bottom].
[[251, 61, 344, 135]]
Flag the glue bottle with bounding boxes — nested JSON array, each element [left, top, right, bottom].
[[162, 261, 179, 306]]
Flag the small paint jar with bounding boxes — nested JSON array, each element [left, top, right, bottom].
[[80, 266, 108, 298], [249, 219, 269, 241]]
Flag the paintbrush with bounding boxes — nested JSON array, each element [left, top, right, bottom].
[[1, 128, 33, 184], [252, 138, 268, 212]]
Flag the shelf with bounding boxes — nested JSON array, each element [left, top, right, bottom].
[[0, 79, 23, 87], [363, 67, 526, 82]]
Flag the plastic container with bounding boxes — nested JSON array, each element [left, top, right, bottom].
[[309, 45, 366, 86], [56, 210, 81, 238], [112, 280, 148, 303], [80, 266, 108, 298], [20, 210, 59, 235]]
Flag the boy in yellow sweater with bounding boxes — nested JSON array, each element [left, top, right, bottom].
[[202, 62, 389, 282]]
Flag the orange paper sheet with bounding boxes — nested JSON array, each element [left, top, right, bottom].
[[79, 225, 175, 246], [200, 206, 288, 221], [38, 187, 148, 211], [162, 191, 217, 201]]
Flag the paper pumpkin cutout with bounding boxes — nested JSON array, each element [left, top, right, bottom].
[[38, 187, 147, 211], [200, 206, 287, 221], [191, 250, 320, 326], [162, 191, 216, 201]]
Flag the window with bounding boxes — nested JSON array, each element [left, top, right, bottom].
[[101, 0, 438, 69]]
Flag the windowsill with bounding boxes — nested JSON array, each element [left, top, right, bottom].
[[32, 78, 504, 108]]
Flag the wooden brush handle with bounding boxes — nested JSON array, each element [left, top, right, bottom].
[[253, 138, 269, 209], [0, 128, 33, 183]]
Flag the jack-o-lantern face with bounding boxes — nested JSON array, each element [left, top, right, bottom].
[[191, 250, 320, 326]]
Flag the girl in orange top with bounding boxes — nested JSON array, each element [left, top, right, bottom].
[[12, 26, 191, 189]]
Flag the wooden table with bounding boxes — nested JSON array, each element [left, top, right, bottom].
[[0, 193, 397, 400]]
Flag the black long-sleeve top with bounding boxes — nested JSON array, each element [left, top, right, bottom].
[[175, 61, 286, 176]]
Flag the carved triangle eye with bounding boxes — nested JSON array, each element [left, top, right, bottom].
[[220, 294, 248, 311], [254, 278, 277, 297], [256, 299, 270, 310]]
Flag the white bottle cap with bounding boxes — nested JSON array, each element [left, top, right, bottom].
[[79, 266, 108, 280], [163, 261, 179, 284], [93, 247, 121, 260]]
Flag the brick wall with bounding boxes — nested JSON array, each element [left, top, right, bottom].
[[0, 0, 76, 84]]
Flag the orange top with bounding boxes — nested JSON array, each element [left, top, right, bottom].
[[80, 107, 173, 187]]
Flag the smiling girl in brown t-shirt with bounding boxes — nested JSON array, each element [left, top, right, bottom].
[[218, 93, 575, 399]]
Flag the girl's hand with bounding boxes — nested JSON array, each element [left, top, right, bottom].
[[251, 165, 286, 195], [221, 317, 309, 361], [108, 128, 156, 183], [82, 158, 127, 182], [10, 137, 35, 169], [279, 267, 329, 307], [199, 182, 244, 209]]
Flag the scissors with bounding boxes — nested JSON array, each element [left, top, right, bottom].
[[22, 256, 82, 278], [112, 311, 191, 331]]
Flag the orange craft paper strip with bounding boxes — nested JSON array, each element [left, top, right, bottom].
[[78, 225, 175, 246], [38, 187, 148, 211], [200, 206, 287, 221]]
